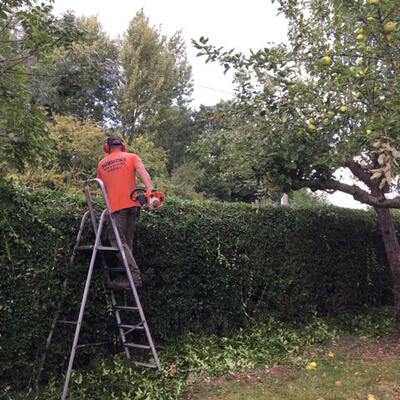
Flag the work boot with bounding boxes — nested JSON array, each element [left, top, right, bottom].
[[107, 275, 130, 291], [131, 271, 143, 289], [132, 275, 143, 289]]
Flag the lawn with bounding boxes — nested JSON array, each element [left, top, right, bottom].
[[191, 335, 400, 400]]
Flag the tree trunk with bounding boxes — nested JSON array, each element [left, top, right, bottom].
[[375, 207, 400, 330]]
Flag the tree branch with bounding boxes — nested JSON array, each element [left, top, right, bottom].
[[2, 70, 59, 77], [344, 160, 373, 187], [296, 178, 400, 208]]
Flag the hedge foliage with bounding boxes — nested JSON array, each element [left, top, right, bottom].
[[0, 178, 394, 390]]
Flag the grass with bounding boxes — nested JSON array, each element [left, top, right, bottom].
[[5, 306, 399, 400], [194, 348, 400, 399]]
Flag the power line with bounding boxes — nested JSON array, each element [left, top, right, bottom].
[[194, 85, 234, 95]]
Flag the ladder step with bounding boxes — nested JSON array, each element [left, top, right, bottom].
[[123, 343, 151, 350], [76, 341, 108, 349], [57, 320, 78, 325], [114, 305, 139, 311], [76, 245, 119, 251], [117, 323, 145, 330], [75, 245, 93, 251], [98, 246, 119, 251], [133, 361, 158, 369]]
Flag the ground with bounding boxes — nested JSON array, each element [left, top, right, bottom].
[[184, 335, 400, 400]]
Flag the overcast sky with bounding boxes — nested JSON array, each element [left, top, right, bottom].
[[52, 0, 288, 108], [51, 0, 365, 209]]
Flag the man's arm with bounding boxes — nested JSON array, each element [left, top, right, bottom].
[[135, 161, 153, 191], [97, 164, 102, 180]]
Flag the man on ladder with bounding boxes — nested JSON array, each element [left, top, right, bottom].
[[37, 135, 163, 399], [98, 135, 153, 290]]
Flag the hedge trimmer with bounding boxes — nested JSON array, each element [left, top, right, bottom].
[[130, 188, 165, 210]]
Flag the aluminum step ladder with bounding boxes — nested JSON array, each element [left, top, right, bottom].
[[36, 178, 161, 400]]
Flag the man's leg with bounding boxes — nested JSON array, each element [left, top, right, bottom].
[[107, 209, 142, 287], [124, 207, 137, 250], [123, 207, 142, 285]]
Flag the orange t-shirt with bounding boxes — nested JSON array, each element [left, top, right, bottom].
[[97, 151, 141, 212]]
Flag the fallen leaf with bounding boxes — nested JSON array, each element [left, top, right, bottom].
[[368, 395, 376, 400], [168, 364, 177, 373], [328, 352, 334, 358], [335, 380, 342, 386]]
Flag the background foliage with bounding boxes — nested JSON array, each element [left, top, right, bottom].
[[0, 0, 81, 171], [31, 14, 122, 124], [0, 179, 393, 390], [12, 115, 169, 193]]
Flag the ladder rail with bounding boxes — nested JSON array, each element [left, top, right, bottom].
[[109, 288, 131, 359], [61, 209, 108, 400], [35, 210, 91, 387], [83, 178, 112, 234]]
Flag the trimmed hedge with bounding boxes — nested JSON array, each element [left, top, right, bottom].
[[0, 179, 394, 389]]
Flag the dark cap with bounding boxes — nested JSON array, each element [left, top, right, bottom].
[[107, 136, 123, 147]]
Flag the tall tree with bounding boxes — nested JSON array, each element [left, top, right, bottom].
[[0, 0, 80, 172], [194, 0, 400, 327], [151, 105, 191, 171], [120, 10, 193, 144], [31, 15, 122, 124]]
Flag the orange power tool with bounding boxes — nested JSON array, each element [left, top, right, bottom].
[[130, 188, 165, 210]]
